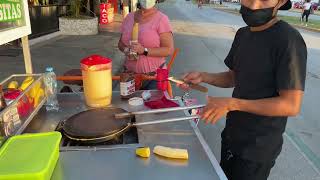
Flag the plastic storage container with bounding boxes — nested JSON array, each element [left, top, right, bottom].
[[0, 132, 62, 180], [81, 55, 112, 107], [0, 74, 46, 137]]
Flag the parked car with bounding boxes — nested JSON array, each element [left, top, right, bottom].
[[294, 1, 319, 10], [293, 1, 303, 9], [311, 2, 319, 10]]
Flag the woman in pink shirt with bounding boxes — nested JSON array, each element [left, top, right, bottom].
[[118, 0, 174, 89]]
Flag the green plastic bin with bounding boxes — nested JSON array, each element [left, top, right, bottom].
[[0, 132, 61, 180]]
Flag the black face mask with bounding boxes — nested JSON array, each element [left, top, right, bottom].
[[240, 5, 274, 27]]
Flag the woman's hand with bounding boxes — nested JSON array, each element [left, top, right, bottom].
[[130, 42, 144, 55], [201, 96, 237, 124], [123, 47, 130, 56]]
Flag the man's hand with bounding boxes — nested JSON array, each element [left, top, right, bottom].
[[183, 72, 204, 84], [201, 96, 237, 124], [177, 72, 204, 90], [178, 71, 235, 89]]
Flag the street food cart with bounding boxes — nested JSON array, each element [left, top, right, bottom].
[[0, 1, 227, 179]]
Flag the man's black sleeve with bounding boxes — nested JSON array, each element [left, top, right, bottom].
[[276, 33, 307, 91], [224, 29, 241, 70]]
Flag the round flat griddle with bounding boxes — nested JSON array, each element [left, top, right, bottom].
[[61, 107, 131, 143], [60, 105, 203, 143]]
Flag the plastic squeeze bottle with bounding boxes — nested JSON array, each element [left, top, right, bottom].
[[132, 23, 139, 41], [130, 23, 139, 60]]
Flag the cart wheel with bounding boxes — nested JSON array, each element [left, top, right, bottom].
[[60, 86, 73, 93]]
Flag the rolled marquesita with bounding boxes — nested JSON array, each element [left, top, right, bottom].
[[153, 145, 189, 160]]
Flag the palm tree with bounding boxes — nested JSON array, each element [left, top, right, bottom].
[[70, 0, 82, 17]]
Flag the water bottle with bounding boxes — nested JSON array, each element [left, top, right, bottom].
[[44, 67, 59, 111]]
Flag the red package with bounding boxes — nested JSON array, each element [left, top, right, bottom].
[[144, 96, 179, 109], [156, 68, 168, 91], [4, 89, 33, 118]]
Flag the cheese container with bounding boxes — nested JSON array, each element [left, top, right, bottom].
[[0, 132, 61, 180]]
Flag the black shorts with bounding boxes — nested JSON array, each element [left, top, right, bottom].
[[220, 143, 276, 180]]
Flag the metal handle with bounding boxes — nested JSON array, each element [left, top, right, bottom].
[[115, 104, 205, 119], [133, 115, 200, 126]]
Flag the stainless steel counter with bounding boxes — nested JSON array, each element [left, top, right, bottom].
[[24, 92, 227, 180]]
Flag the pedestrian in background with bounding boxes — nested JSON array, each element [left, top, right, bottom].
[[118, 0, 174, 90], [198, 0, 203, 9], [301, 0, 312, 26]]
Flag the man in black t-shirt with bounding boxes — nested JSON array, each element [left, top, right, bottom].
[[181, 0, 307, 179]]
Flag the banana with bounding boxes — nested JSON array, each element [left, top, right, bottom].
[[19, 77, 34, 91], [136, 147, 150, 158], [29, 81, 42, 98], [8, 81, 19, 89], [33, 88, 44, 108], [153, 146, 188, 160]]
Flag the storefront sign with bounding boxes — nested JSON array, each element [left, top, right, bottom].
[[0, 0, 23, 22], [100, 3, 113, 25], [0, 0, 30, 45]]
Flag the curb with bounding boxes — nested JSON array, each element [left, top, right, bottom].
[[29, 31, 62, 47], [213, 7, 240, 15], [213, 8, 320, 33], [290, 24, 320, 33], [288, 9, 320, 17]]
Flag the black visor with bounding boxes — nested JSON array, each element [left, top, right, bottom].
[[279, 0, 292, 10]]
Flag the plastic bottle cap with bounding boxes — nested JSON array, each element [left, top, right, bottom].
[[141, 90, 151, 101], [128, 97, 144, 106], [46, 67, 54, 72]]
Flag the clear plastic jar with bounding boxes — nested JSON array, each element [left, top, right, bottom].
[[81, 55, 112, 107]]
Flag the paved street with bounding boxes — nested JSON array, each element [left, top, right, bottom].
[[0, 31, 124, 87], [0, 0, 319, 178], [157, 0, 320, 179], [223, 2, 320, 21]]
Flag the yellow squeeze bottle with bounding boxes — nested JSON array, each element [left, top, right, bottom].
[[130, 23, 139, 60], [132, 23, 139, 41]]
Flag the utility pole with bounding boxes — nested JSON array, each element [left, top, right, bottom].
[[131, 0, 137, 12]]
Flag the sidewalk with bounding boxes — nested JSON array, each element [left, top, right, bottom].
[[209, 2, 320, 32], [0, 14, 125, 89]]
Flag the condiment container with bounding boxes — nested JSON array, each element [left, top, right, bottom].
[[120, 72, 135, 99], [81, 55, 112, 107], [0, 132, 61, 180]]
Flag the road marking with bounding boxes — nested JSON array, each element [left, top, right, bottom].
[[285, 130, 320, 175], [307, 72, 320, 79]]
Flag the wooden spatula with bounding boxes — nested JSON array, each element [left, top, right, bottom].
[[167, 77, 208, 93]]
